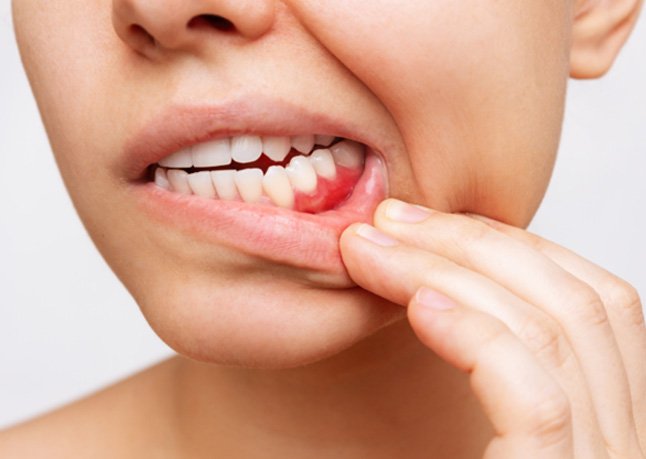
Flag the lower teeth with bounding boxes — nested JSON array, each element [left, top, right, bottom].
[[154, 141, 365, 213]]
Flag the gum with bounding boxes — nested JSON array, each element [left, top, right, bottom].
[[293, 165, 363, 213]]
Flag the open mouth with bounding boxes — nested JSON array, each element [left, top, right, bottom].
[[151, 134, 365, 214], [127, 101, 388, 278]]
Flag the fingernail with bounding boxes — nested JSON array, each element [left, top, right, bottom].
[[355, 224, 398, 247], [385, 200, 431, 223], [415, 287, 457, 310]]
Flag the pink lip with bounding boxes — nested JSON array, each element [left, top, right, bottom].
[[123, 98, 389, 275]]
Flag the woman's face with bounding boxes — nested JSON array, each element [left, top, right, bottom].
[[13, 0, 573, 367]]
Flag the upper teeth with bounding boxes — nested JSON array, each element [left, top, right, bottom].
[[158, 134, 337, 169], [154, 135, 364, 210]]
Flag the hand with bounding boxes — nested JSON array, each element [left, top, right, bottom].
[[340, 199, 646, 458]]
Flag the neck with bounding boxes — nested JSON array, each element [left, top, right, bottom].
[[170, 319, 492, 458]]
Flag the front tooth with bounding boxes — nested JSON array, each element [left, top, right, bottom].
[[286, 155, 318, 194], [154, 168, 171, 190], [210, 170, 237, 200], [262, 136, 291, 162], [159, 148, 193, 168], [231, 135, 263, 164], [166, 169, 192, 194], [234, 168, 263, 203], [187, 171, 216, 198], [315, 135, 335, 147], [291, 135, 315, 154], [330, 140, 365, 168], [262, 166, 294, 209], [309, 149, 337, 180], [191, 138, 231, 168]]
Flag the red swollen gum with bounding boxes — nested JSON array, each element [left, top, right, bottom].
[[293, 165, 363, 214]]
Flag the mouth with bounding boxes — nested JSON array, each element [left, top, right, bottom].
[[152, 135, 365, 214], [126, 100, 388, 278]]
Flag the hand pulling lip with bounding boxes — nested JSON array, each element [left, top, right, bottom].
[[118, 95, 389, 182]]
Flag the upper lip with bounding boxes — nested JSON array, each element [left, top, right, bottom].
[[119, 94, 390, 181]]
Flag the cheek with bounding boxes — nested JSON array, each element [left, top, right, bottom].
[[294, 0, 573, 225], [14, 0, 124, 185], [14, 0, 147, 242]]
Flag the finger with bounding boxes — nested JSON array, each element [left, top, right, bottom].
[[373, 199, 641, 455], [469, 213, 646, 440], [408, 288, 573, 458], [340, 222, 604, 456], [340, 222, 549, 326]]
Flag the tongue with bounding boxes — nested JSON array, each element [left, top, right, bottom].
[[293, 165, 362, 213]]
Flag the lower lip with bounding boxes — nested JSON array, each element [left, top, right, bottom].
[[132, 149, 387, 274]]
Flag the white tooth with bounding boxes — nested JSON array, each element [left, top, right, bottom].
[[315, 135, 335, 147], [159, 148, 193, 168], [191, 138, 231, 168], [231, 135, 262, 164], [154, 168, 171, 190], [286, 155, 318, 194], [166, 169, 192, 194], [291, 135, 315, 154], [262, 136, 291, 162], [330, 140, 365, 169], [210, 170, 237, 200], [234, 168, 263, 203], [262, 166, 294, 209], [187, 171, 216, 198], [309, 149, 337, 180]]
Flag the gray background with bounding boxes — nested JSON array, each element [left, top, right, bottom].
[[1, 2, 645, 428]]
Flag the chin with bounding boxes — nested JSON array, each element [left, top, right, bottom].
[[133, 275, 406, 370]]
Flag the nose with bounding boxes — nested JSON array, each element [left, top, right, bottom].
[[112, 0, 276, 55]]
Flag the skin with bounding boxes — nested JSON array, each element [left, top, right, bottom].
[[3, 0, 644, 457]]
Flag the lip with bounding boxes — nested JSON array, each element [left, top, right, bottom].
[[123, 97, 389, 276]]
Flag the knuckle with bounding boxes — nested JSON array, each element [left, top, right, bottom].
[[599, 277, 644, 327], [446, 216, 499, 260], [462, 218, 497, 246], [420, 255, 457, 284], [476, 321, 513, 359], [563, 285, 610, 328], [516, 317, 572, 370], [517, 229, 547, 251], [526, 388, 572, 446]]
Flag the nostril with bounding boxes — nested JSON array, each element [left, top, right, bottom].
[[187, 14, 236, 33]]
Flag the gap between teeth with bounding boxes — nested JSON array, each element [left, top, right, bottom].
[[155, 137, 365, 209]]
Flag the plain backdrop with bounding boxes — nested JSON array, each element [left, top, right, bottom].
[[1, 3, 645, 428]]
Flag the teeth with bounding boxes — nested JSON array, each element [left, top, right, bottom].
[[291, 135, 315, 155], [158, 135, 348, 168], [309, 149, 337, 180], [315, 135, 335, 147], [210, 170, 237, 200], [155, 136, 366, 206], [330, 140, 364, 169], [262, 136, 291, 162], [154, 167, 171, 190], [166, 169, 192, 194], [286, 156, 318, 194], [262, 166, 294, 208], [159, 148, 193, 168], [234, 168, 264, 203], [231, 135, 263, 164], [188, 171, 216, 198], [192, 138, 231, 168]]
